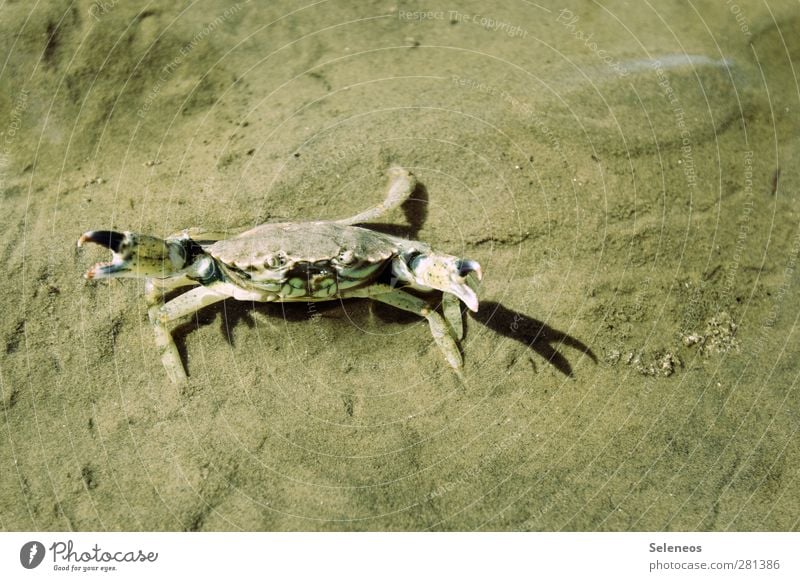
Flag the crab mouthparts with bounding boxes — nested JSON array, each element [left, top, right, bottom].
[[77, 230, 130, 279]]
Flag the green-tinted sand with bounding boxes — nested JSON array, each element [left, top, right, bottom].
[[1, 1, 798, 531]]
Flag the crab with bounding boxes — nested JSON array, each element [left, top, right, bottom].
[[78, 166, 482, 383]]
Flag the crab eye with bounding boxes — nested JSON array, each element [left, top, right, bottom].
[[405, 250, 424, 271], [336, 249, 355, 265], [264, 252, 287, 269]]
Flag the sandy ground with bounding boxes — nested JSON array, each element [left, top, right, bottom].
[[1, 0, 798, 531]]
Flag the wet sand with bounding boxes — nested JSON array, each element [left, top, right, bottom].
[[1, 1, 798, 531]]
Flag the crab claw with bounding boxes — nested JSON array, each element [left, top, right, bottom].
[[78, 230, 129, 279], [393, 248, 483, 312], [446, 258, 482, 312], [456, 258, 483, 282], [78, 230, 186, 280], [78, 230, 127, 253]]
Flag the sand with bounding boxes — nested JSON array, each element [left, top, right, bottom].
[[1, 0, 798, 531]]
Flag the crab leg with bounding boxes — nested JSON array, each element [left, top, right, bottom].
[[370, 288, 464, 379], [145, 281, 186, 383], [442, 293, 465, 340], [334, 166, 416, 226], [145, 282, 228, 383]]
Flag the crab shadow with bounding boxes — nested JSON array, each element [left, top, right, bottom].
[[169, 296, 418, 354], [170, 293, 596, 379], [469, 301, 597, 377], [169, 299, 324, 360]]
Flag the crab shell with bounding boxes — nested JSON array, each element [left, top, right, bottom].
[[205, 221, 416, 301]]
